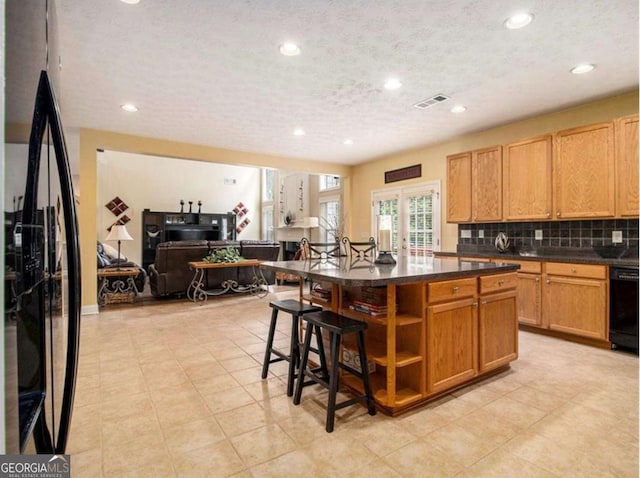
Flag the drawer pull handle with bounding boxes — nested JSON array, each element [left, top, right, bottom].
[[482, 300, 487, 305], [546, 279, 550, 284], [536, 277, 540, 282], [498, 280, 505, 286], [557, 211, 561, 217], [571, 268, 577, 273], [453, 286, 459, 293], [473, 302, 478, 307]]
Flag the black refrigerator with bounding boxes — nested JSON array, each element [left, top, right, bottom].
[[4, 71, 82, 454], [4, 1, 82, 454]]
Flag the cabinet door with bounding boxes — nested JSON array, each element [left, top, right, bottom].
[[543, 275, 607, 340], [479, 290, 518, 372], [472, 146, 503, 221], [516, 273, 542, 326], [553, 122, 615, 219], [141, 211, 165, 271], [615, 114, 639, 217], [446, 152, 472, 223], [426, 298, 477, 393], [503, 135, 552, 221]]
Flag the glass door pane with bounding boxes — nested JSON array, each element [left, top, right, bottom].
[[405, 193, 434, 257]]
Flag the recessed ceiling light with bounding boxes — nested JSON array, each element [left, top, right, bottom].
[[384, 78, 402, 90], [121, 103, 138, 112], [450, 105, 467, 114], [293, 128, 305, 136], [279, 43, 301, 56], [504, 12, 533, 29], [120, 0, 140, 4], [570, 63, 595, 74], [343, 139, 353, 145]]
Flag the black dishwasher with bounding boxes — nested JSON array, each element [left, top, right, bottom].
[[609, 266, 639, 352]]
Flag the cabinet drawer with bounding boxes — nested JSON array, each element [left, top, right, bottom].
[[545, 262, 607, 280], [494, 259, 541, 274], [479, 273, 518, 294], [428, 277, 477, 303]]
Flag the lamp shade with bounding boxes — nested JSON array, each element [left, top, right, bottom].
[[105, 224, 133, 242], [302, 217, 319, 228]]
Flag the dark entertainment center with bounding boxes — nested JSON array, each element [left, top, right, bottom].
[[141, 209, 237, 270]]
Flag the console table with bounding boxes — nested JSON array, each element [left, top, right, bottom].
[[97, 267, 139, 306], [187, 260, 268, 302]]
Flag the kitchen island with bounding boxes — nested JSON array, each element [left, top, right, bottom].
[[261, 256, 520, 415]]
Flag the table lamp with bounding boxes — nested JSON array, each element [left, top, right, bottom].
[[105, 224, 133, 270]]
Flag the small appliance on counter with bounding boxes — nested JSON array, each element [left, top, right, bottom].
[[494, 232, 511, 253]]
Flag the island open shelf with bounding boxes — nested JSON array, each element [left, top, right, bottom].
[[261, 256, 519, 415]]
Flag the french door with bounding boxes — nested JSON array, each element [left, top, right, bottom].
[[371, 181, 440, 258]]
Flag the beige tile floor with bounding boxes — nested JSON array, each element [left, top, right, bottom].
[[69, 286, 639, 477]]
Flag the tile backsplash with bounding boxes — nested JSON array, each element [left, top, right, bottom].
[[458, 219, 639, 250]]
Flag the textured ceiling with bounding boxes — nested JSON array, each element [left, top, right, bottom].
[[6, 0, 639, 165]]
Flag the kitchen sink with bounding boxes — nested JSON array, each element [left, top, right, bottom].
[[518, 250, 538, 257]]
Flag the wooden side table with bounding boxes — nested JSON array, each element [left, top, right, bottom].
[[97, 267, 140, 306], [187, 260, 268, 302]]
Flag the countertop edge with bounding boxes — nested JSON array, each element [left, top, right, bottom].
[[261, 260, 519, 287], [435, 251, 639, 267]]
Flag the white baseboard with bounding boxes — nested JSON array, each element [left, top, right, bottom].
[[81, 304, 99, 315]]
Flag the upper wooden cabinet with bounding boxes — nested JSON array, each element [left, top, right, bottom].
[[553, 122, 615, 219], [503, 135, 553, 221], [472, 146, 503, 222], [446, 152, 472, 222], [446, 147, 502, 223], [446, 115, 637, 223], [615, 114, 639, 217]]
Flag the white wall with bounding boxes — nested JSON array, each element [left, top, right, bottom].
[[96, 151, 261, 265]]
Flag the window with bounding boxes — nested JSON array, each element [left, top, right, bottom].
[[319, 199, 341, 242], [261, 205, 274, 241], [262, 168, 276, 201], [319, 175, 340, 191], [261, 168, 276, 240]]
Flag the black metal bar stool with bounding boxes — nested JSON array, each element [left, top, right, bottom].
[[261, 299, 325, 396], [293, 310, 377, 432]]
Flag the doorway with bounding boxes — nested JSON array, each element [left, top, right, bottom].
[[371, 181, 441, 258]]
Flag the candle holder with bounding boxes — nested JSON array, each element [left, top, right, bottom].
[[375, 251, 396, 264], [374, 215, 396, 265]]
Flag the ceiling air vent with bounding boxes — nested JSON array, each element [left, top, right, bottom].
[[413, 94, 450, 109]]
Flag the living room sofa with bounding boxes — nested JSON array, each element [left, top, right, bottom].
[[148, 240, 280, 297]]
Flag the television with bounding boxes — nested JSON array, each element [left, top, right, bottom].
[[166, 228, 220, 242]]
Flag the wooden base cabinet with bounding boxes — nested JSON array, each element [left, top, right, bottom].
[[330, 270, 519, 414], [426, 298, 478, 394], [479, 290, 518, 371], [543, 263, 608, 341], [516, 273, 542, 326]]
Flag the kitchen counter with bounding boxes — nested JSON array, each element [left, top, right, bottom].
[[261, 256, 519, 415], [261, 255, 519, 287], [437, 247, 639, 267]]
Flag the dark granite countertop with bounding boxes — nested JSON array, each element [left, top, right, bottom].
[[436, 246, 639, 267], [261, 256, 519, 287]]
